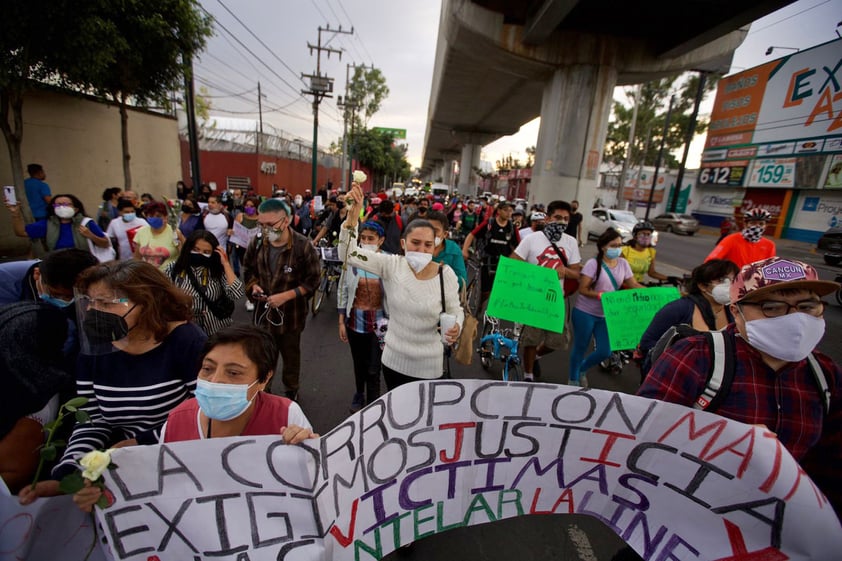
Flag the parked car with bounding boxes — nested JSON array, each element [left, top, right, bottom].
[[651, 213, 700, 235], [817, 227, 842, 266], [588, 208, 640, 242]]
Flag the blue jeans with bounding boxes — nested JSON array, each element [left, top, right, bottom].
[[569, 307, 611, 383]]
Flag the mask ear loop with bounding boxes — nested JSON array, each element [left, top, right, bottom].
[[257, 304, 284, 327]]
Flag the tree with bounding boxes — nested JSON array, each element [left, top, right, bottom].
[[604, 72, 719, 170], [347, 67, 389, 130], [352, 128, 410, 189], [0, 1, 111, 221], [63, 0, 212, 188]]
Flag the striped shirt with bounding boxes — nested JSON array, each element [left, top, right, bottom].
[[52, 323, 207, 479], [164, 263, 245, 336]]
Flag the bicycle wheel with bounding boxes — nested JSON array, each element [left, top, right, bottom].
[[465, 278, 480, 317], [478, 318, 495, 371], [505, 360, 522, 382], [311, 269, 328, 315]]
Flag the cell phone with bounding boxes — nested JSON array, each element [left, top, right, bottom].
[[3, 186, 16, 206]]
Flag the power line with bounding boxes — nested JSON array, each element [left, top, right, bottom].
[[199, 5, 309, 104], [747, 0, 831, 35], [215, 0, 307, 87], [331, 0, 375, 65], [309, 0, 330, 24]]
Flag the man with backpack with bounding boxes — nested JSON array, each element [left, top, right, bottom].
[[639, 256, 841, 519], [461, 200, 520, 303]]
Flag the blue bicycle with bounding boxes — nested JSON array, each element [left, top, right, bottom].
[[477, 315, 522, 382]]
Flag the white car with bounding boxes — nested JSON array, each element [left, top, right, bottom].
[[588, 208, 641, 242]]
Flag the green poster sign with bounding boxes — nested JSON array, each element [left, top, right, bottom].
[[373, 127, 407, 139], [485, 257, 565, 333], [666, 182, 691, 213], [601, 287, 681, 350]]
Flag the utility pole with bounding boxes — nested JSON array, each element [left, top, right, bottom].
[[302, 25, 353, 193], [338, 63, 370, 190], [183, 53, 202, 199], [670, 72, 707, 213], [257, 81, 264, 155], [645, 95, 675, 221]]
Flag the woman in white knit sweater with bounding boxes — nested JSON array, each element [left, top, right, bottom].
[[340, 184, 463, 390]]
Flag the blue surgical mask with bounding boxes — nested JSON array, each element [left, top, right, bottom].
[[40, 293, 74, 308], [147, 217, 165, 229], [605, 247, 622, 259], [122, 213, 136, 222], [194, 378, 257, 421]]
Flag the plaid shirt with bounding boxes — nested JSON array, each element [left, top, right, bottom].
[[638, 324, 842, 517], [242, 229, 321, 333]]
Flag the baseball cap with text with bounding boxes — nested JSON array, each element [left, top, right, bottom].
[[730, 257, 840, 304]]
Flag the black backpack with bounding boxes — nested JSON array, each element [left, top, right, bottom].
[[647, 326, 831, 414]]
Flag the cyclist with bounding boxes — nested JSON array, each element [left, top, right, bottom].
[[337, 221, 388, 413], [427, 210, 468, 290], [461, 201, 520, 304], [621, 221, 677, 284], [512, 200, 581, 382], [455, 199, 479, 243], [312, 196, 347, 247], [706, 207, 776, 268]]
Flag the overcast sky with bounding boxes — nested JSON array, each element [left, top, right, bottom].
[[196, 0, 842, 173]]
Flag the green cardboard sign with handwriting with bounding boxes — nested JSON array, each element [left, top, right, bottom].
[[602, 287, 681, 350], [485, 257, 565, 333]]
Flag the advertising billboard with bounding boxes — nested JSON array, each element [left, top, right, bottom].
[[700, 38, 842, 188]]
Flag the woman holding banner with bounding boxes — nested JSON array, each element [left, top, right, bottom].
[[339, 183, 463, 391], [70, 325, 318, 512], [569, 228, 642, 386]]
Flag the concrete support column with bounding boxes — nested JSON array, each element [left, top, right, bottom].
[[458, 143, 481, 196], [531, 63, 618, 219], [443, 160, 455, 188]]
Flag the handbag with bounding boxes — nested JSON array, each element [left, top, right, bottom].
[[454, 282, 478, 366], [548, 240, 579, 297], [185, 267, 235, 319]]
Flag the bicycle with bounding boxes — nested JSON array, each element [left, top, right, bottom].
[[311, 243, 343, 315], [476, 315, 522, 381]]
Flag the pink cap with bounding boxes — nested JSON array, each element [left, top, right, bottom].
[[731, 257, 840, 303]]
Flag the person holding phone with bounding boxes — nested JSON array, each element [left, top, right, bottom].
[[6, 193, 111, 255]]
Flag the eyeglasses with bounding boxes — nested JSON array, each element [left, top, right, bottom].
[[259, 217, 286, 232], [78, 295, 130, 309], [739, 299, 824, 318]]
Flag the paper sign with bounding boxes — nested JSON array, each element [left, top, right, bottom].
[[486, 257, 565, 333], [602, 287, 681, 350], [3, 381, 840, 561], [231, 220, 259, 248]]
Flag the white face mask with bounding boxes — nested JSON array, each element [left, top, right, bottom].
[[55, 206, 76, 219], [434, 236, 443, 247], [741, 311, 825, 362], [360, 244, 379, 252], [267, 230, 282, 243], [404, 251, 433, 273], [708, 280, 732, 305]]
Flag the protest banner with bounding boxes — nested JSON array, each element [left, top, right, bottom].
[[231, 221, 259, 249], [4, 381, 839, 561], [602, 287, 681, 350], [485, 257, 565, 333]]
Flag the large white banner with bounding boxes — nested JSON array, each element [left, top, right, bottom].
[[3, 381, 840, 560]]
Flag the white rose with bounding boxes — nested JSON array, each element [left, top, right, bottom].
[[353, 170, 367, 184], [79, 449, 113, 481]]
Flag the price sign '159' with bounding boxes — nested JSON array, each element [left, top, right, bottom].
[[747, 158, 795, 188]]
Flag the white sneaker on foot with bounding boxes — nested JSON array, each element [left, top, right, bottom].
[[523, 372, 534, 382]]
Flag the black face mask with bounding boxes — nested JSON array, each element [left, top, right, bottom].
[[82, 305, 136, 345], [189, 252, 217, 268]]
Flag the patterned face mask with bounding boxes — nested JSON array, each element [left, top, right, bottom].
[[543, 222, 566, 243], [741, 225, 765, 243]]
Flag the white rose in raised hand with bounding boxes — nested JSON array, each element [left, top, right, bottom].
[[353, 170, 367, 184], [80, 449, 113, 481]]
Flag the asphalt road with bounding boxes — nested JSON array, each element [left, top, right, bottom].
[[230, 230, 841, 561]]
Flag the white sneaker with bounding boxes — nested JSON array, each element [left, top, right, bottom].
[[245, 301, 255, 312], [523, 373, 534, 382]]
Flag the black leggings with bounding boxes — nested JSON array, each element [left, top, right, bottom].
[[346, 328, 382, 404]]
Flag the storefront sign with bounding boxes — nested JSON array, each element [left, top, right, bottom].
[[746, 158, 796, 188]]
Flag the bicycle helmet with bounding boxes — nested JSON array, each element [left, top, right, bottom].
[[744, 208, 771, 221], [633, 221, 655, 236]]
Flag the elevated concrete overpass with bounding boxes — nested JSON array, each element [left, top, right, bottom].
[[421, 0, 795, 210]]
